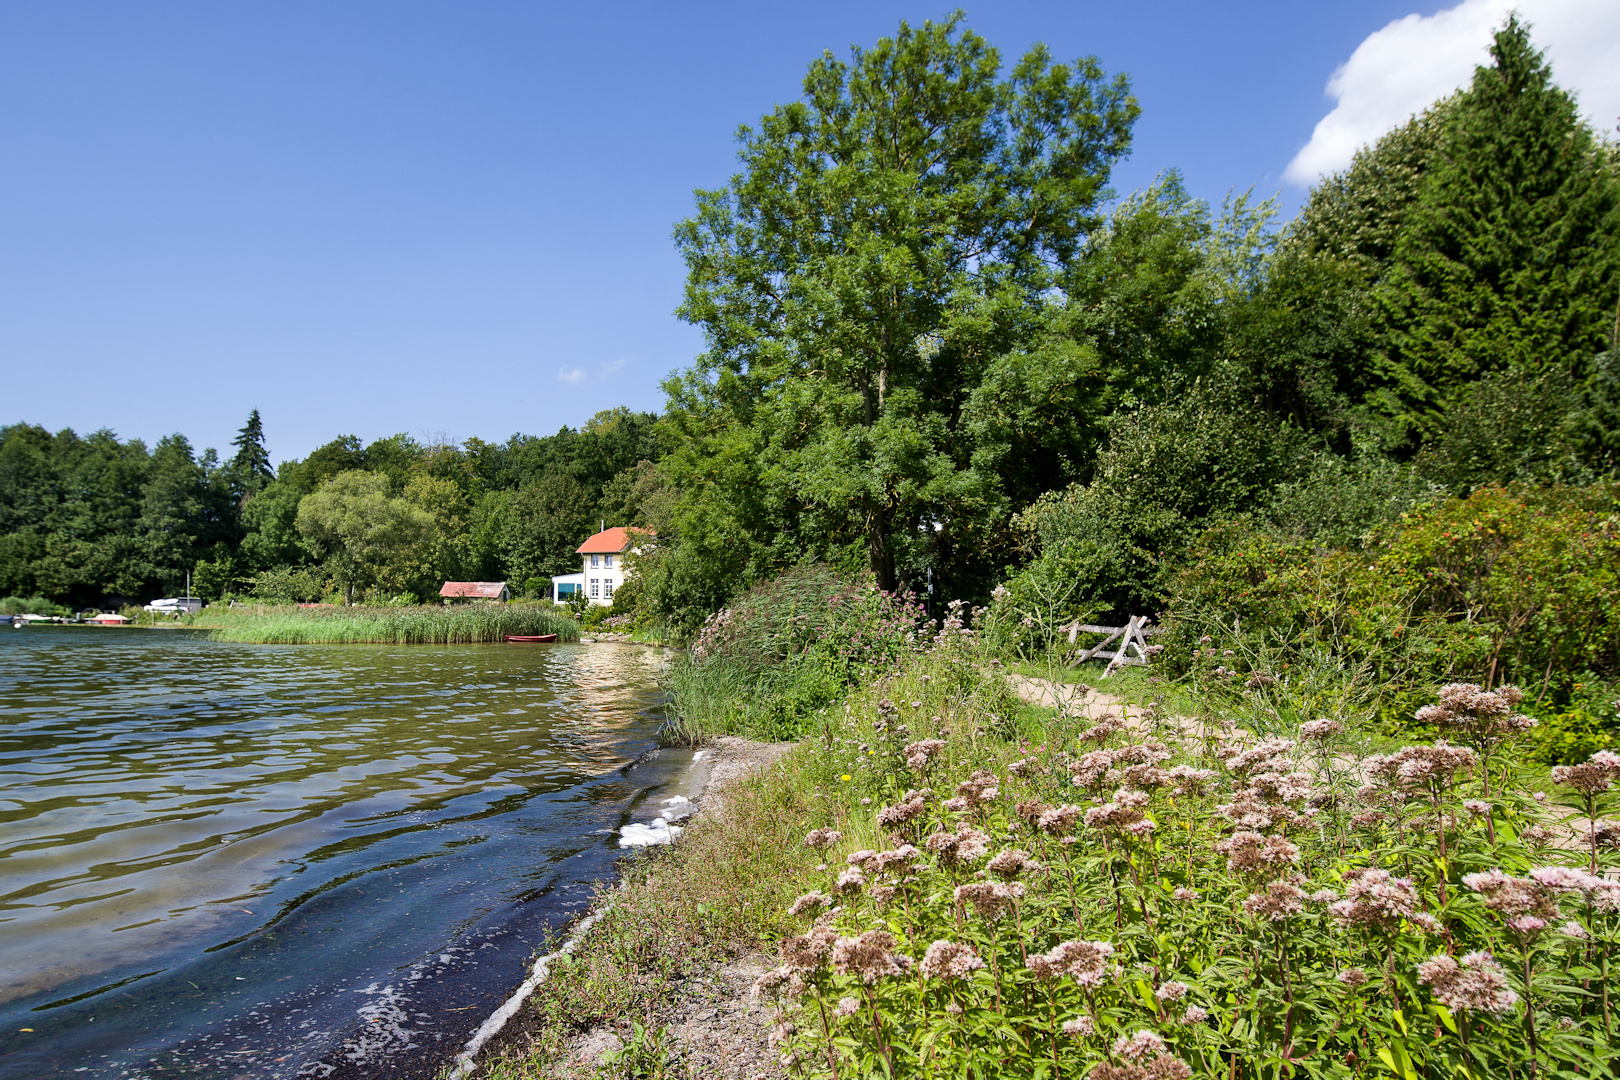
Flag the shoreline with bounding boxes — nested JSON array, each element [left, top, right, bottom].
[[459, 735, 794, 1079]]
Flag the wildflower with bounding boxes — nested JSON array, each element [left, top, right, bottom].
[[1560, 920, 1591, 940], [1171, 887, 1200, 902], [1326, 868, 1420, 932], [788, 891, 831, 916], [834, 996, 861, 1018], [1215, 831, 1298, 876], [767, 1019, 796, 1046], [952, 770, 1000, 809], [780, 926, 838, 971], [1415, 683, 1537, 749], [831, 930, 912, 984], [919, 940, 985, 980], [1038, 804, 1084, 837], [1463, 799, 1490, 815], [871, 844, 922, 877], [1336, 968, 1369, 988], [1368, 742, 1477, 791], [1079, 715, 1127, 743], [1416, 951, 1519, 1015], [1299, 718, 1343, 740], [1245, 673, 1276, 690], [1309, 888, 1339, 903], [1016, 798, 1051, 824], [1113, 1030, 1167, 1062], [1507, 915, 1548, 935], [903, 739, 946, 771], [1025, 940, 1114, 986], [835, 866, 866, 893], [804, 828, 843, 849], [987, 849, 1042, 879], [846, 849, 878, 868], [925, 822, 992, 865], [1462, 868, 1559, 919], [1521, 824, 1552, 846], [954, 880, 1024, 919], [1552, 751, 1620, 794], [1166, 764, 1215, 795], [1154, 981, 1190, 1003], [1243, 881, 1306, 921], [1408, 912, 1444, 934], [840, 774, 851, 782], [1181, 1005, 1208, 1025], [876, 791, 929, 828], [1062, 1016, 1095, 1037]]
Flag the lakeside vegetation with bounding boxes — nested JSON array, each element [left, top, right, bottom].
[[194, 603, 579, 645], [481, 561, 1620, 1079]]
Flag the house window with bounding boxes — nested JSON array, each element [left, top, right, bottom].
[[604, 580, 615, 599], [590, 554, 599, 568], [604, 554, 613, 569], [590, 578, 599, 598]]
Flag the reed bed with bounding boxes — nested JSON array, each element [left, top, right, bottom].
[[200, 603, 579, 645]]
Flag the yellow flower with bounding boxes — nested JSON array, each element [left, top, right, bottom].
[[841, 774, 852, 781]]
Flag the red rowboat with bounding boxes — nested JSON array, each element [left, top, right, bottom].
[[504, 634, 558, 643]]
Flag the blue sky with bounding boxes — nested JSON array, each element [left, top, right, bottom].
[[0, 1, 1530, 462]]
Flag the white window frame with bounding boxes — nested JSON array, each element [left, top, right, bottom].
[[604, 554, 614, 569], [604, 579, 615, 599], [590, 578, 599, 598], [590, 554, 599, 568]]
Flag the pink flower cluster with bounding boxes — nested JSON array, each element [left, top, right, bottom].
[[1416, 951, 1519, 1015]]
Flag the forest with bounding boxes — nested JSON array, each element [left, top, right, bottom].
[[3, 17, 1618, 696]]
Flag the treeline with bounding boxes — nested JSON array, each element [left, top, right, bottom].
[[0, 407, 661, 606]]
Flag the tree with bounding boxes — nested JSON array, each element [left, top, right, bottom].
[[501, 473, 592, 586], [1378, 19, 1620, 443], [228, 409, 275, 503], [295, 470, 436, 604], [666, 13, 1138, 593]]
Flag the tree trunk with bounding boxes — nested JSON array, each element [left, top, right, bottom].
[[867, 509, 897, 593]]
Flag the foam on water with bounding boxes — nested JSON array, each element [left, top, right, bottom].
[[618, 817, 683, 847]]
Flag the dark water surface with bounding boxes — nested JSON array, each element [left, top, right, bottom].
[[0, 627, 694, 1079]]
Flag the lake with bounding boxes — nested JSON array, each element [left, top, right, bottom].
[[0, 626, 698, 1078]]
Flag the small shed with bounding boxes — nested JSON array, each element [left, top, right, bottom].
[[439, 581, 510, 602]]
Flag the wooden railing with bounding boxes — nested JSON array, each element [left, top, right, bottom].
[[1058, 616, 1160, 676]]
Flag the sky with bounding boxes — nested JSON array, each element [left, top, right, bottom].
[[2, 1, 1616, 465]]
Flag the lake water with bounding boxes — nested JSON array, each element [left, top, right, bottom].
[[0, 626, 699, 1079]]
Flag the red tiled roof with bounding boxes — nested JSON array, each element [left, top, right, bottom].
[[439, 581, 508, 598], [576, 526, 654, 554]]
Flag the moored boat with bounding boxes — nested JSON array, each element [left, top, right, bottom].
[[503, 634, 558, 643]]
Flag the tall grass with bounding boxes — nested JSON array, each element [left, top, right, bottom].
[[198, 603, 579, 645]]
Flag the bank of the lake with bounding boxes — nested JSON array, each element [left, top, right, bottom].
[[0, 627, 684, 1079]]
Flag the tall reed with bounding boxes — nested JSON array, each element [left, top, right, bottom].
[[201, 603, 579, 645]]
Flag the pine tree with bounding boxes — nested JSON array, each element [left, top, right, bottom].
[[228, 409, 275, 501], [1374, 17, 1620, 444]]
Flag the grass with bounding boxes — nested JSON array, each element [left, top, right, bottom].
[[193, 602, 580, 644]]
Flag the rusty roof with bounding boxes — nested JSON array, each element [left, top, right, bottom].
[[438, 581, 508, 598], [576, 526, 654, 555]]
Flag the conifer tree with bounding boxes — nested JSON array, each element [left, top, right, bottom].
[[1374, 17, 1620, 443], [228, 409, 275, 501]]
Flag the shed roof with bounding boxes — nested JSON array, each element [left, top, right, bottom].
[[439, 581, 508, 598], [576, 526, 654, 555]]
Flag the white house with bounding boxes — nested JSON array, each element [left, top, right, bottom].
[[574, 526, 653, 606]]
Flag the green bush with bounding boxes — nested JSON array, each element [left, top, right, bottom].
[[0, 596, 69, 617], [1160, 484, 1620, 727], [664, 565, 931, 742]]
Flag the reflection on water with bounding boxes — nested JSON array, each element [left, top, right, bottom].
[[0, 627, 679, 1077]]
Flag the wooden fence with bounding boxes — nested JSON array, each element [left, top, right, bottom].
[[1058, 616, 1159, 676]]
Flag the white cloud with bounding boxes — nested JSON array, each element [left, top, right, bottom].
[[598, 357, 628, 377], [1286, 0, 1620, 185], [557, 366, 587, 385]]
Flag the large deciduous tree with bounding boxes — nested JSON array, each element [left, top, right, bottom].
[[665, 14, 1138, 593], [295, 471, 435, 604]]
